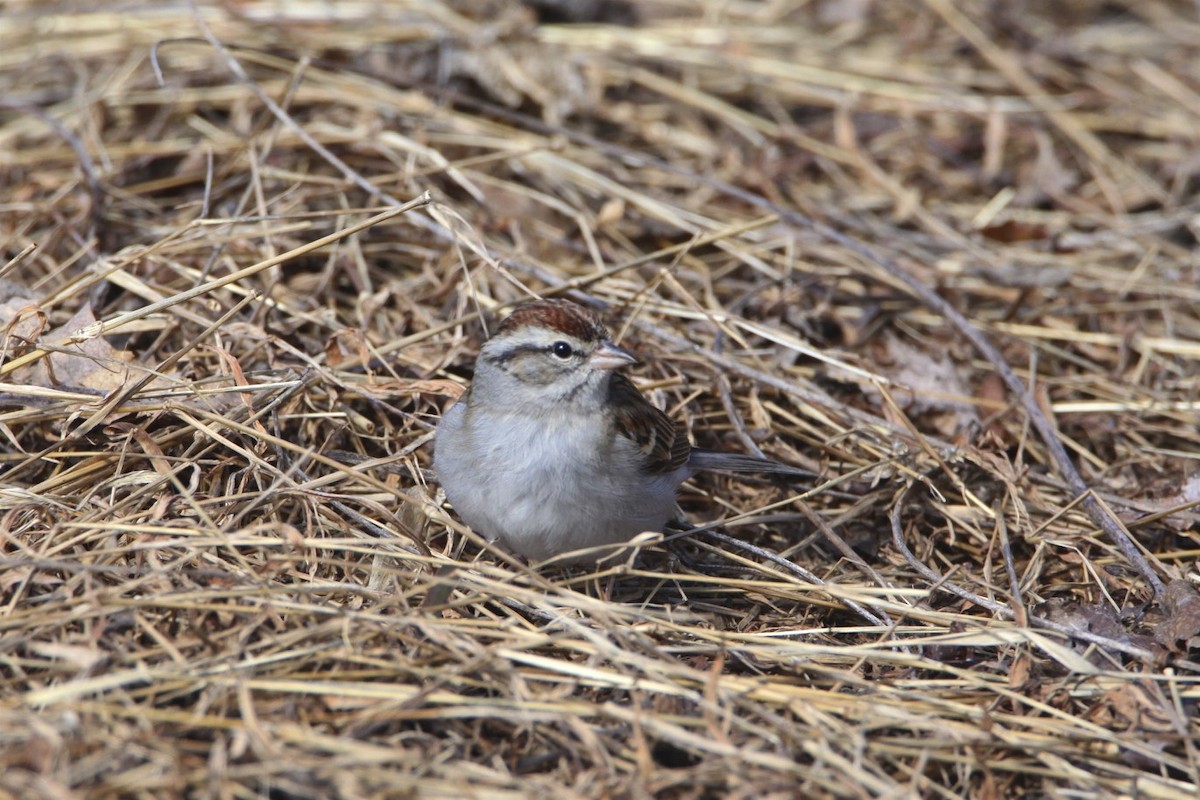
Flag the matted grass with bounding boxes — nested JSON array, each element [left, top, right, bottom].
[[2, 1, 1199, 797]]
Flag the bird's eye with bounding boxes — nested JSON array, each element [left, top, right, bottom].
[[551, 341, 574, 359]]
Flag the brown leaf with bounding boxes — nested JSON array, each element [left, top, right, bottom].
[[0, 280, 46, 346], [1127, 474, 1200, 532], [14, 305, 133, 392], [1008, 650, 1031, 689], [978, 218, 1049, 243], [866, 333, 979, 438], [1154, 579, 1200, 652], [1040, 598, 1155, 662], [1096, 681, 1177, 735], [325, 327, 371, 369]]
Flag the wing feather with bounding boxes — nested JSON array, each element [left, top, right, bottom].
[[608, 374, 691, 475]]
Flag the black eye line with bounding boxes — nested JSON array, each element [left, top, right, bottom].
[[482, 343, 543, 366], [482, 340, 584, 368]]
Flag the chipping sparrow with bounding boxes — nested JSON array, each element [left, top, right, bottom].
[[433, 299, 808, 564]]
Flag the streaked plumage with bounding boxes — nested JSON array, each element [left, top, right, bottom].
[[434, 298, 806, 564]]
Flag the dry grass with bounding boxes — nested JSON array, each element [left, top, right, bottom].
[[3, 1, 1200, 797]]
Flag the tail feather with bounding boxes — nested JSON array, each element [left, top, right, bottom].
[[688, 448, 812, 478]]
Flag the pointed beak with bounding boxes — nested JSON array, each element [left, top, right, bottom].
[[589, 341, 638, 371]]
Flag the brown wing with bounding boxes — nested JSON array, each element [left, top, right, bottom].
[[608, 374, 691, 475]]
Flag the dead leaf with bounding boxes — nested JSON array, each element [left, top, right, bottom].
[[864, 333, 979, 438], [1126, 474, 1200, 532], [1008, 650, 1031, 688], [978, 218, 1050, 244], [1154, 579, 1200, 652], [0, 278, 37, 306], [975, 371, 1011, 441], [325, 328, 371, 369], [1040, 598, 1155, 661], [1095, 680, 1178, 735], [0, 278, 46, 348], [13, 305, 133, 392]]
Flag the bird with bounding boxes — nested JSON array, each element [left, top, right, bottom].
[[433, 298, 807, 564]]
